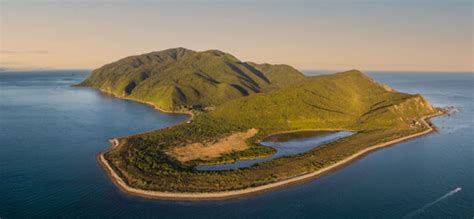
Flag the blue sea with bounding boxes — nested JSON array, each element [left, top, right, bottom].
[[0, 70, 472, 218]]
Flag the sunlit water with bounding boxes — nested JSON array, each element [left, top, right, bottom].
[[0, 71, 472, 218]]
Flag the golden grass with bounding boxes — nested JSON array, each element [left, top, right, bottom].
[[166, 128, 258, 162]]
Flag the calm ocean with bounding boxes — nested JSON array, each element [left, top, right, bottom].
[[0, 71, 472, 218]]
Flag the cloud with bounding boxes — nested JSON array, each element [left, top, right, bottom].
[[0, 50, 50, 54]]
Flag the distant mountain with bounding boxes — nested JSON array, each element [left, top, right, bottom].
[[78, 48, 305, 111]]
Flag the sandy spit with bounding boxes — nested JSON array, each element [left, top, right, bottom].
[[97, 112, 444, 200]]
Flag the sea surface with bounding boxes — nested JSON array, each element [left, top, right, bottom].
[[0, 70, 472, 218]]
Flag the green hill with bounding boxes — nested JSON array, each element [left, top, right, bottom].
[[78, 48, 305, 111], [207, 70, 435, 131]]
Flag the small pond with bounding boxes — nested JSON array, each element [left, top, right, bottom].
[[196, 131, 354, 171]]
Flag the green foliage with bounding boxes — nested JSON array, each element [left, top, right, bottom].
[[77, 48, 305, 111], [207, 70, 435, 131], [189, 145, 277, 166]]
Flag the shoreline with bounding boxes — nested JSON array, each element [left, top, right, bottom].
[[95, 87, 194, 118], [80, 86, 195, 138], [97, 112, 444, 200]]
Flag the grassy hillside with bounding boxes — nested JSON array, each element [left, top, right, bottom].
[[102, 69, 439, 193], [78, 48, 305, 111], [208, 70, 435, 131]]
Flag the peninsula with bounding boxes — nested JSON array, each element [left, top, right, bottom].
[[77, 48, 442, 200]]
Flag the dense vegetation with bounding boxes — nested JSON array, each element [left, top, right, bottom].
[[106, 128, 428, 192], [78, 48, 305, 112], [79, 48, 438, 193]]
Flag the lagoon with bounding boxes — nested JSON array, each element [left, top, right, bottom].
[[196, 131, 354, 171]]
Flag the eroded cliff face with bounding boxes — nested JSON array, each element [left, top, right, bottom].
[[381, 84, 396, 92], [358, 94, 437, 129], [394, 95, 435, 115]]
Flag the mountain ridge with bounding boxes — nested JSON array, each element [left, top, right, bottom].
[[78, 48, 306, 111]]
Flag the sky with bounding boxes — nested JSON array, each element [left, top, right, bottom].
[[0, 0, 472, 72]]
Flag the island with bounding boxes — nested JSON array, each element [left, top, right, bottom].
[[77, 48, 443, 200]]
